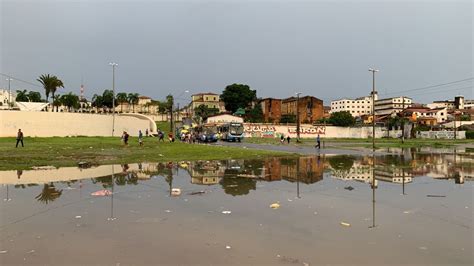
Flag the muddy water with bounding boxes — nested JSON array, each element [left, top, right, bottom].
[[0, 151, 472, 265]]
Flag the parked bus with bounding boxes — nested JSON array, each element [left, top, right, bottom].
[[197, 124, 218, 142], [219, 122, 244, 142]]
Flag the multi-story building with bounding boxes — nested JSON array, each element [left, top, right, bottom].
[[374, 96, 412, 116], [188, 92, 226, 117], [281, 96, 323, 123], [330, 92, 377, 117], [259, 98, 282, 123], [428, 96, 473, 110]]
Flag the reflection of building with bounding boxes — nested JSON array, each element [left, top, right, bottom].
[[277, 156, 324, 184], [189, 161, 225, 185], [375, 168, 413, 184], [330, 161, 372, 184]]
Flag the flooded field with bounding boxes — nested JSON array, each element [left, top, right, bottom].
[[0, 149, 472, 265]]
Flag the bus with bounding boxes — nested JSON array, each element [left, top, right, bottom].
[[197, 124, 218, 142], [219, 122, 244, 142]]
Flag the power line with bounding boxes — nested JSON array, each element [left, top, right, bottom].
[[382, 77, 473, 96], [406, 86, 473, 98], [0, 73, 42, 88]]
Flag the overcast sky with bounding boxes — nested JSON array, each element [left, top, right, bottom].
[[1, 0, 472, 105]]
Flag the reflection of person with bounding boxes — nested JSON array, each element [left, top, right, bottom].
[[16, 129, 24, 148], [286, 136, 291, 144], [280, 135, 284, 144], [17, 170, 23, 179]]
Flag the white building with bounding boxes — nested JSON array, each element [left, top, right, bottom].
[[428, 96, 474, 110], [0, 89, 16, 109], [330, 92, 378, 117], [403, 107, 448, 123], [374, 96, 412, 116]]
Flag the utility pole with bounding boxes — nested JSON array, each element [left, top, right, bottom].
[[6, 78, 12, 110], [109, 62, 118, 136], [369, 68, 379, 151], [296, 92, 302, 142]]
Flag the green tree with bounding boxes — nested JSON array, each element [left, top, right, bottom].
[[246, 104, 264, 123], [194, 104, 220, 121], [15, 90, 29, 102], [116, 92, 128, 112], [328, 111, 356, 127], [59, 92, 80, 111], [127, 93, 139, 112], [37, 74, 64, 111], [221, 83, 257, 113], [28, 91, 42, 102], [102, 89, 115, 110], [91, 94, 104, 111]]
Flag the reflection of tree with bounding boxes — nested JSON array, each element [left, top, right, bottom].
[[328, 155, 355, 171], [220, 170, 256, 196], [35, 183, 62, 204], [242, 159, 264, 176], [14, 184, 39, 189]]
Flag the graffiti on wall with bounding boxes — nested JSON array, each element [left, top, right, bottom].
[[244, 124, 326, 138]]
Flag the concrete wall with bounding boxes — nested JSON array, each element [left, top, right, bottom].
[[0, 111, 156, 137]]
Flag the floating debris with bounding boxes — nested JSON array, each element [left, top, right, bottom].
[[171, 188, 181, 196], [344, 186, 354, 191], [91, 190, 112, 196], [188, 191, 205, 195], [270, 203, 280, 209], [75, 215, 82, 219], [340, 222, 351, 227], [221, 211, 232, 214], [427, 195, 446, 198], [0, 250, 7, 254], [165, 210, 172, 213], [225, 245, 231, 249]]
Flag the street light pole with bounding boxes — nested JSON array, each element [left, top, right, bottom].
[[6, 78, 12, 110], [109, 62, 118, 136], [296, 92, 302, 142], [368, 68, 379, 151]]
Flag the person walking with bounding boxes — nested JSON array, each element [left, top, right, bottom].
[[280, 134, 285, 144], [315, 134, 321, 149], [16, 129, 24, 148], [138, 130, 144, 146], [286, 136, 291, 144], [145, 128, 149, 137], [122, 131, 129, 146]]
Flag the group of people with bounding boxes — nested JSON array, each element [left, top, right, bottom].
[[279, 133, 322, 149]]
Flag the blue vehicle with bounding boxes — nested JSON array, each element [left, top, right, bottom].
[[198, 124, 218, 143], [219, 122, 244, 142]]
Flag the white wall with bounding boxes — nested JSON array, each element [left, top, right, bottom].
[[0, 111, 156, 137]]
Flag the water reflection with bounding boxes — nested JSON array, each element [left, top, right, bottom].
[[0, 150, 472, 203]]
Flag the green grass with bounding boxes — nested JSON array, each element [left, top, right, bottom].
[[243, 137, 473, 148], [0, 137, 290, 170], [155, 121, 171, 133]]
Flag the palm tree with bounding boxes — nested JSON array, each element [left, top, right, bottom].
[[127, 93, 139, 113], [35, 183, 63, 204], [37, 74, 64, 111], [16, 90, 29, 102], [116, 92, 128, 113]]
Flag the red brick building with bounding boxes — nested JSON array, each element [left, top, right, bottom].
[[259, 98, 282, 123], [281, 96, 324, 123]]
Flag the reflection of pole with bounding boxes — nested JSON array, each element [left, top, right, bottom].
[[370, 156, 376, 228], [296, 158, 300, 198], [108, 165, 116, 221], [402, 152, 406, 195], [4, 185, 11, 202]]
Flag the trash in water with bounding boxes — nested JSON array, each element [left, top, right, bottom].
[[0, 250, 7, 254], [225, 245, 231, 249], [188, 191, 205, 195], [75, 215, 82, 219], [27, 250, 35, 254], [418, 246, 428, 250], [340, 222, 351, 227], [344, 186, 354, 191], [91, 190, 112, 196], [270, 203, 280, 209], [221, 211, 232, 214], [165, 210, 172, 213], [171, 188, 181, 196], [287, 199, 293, 202], [427, 195, 446, 197]]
